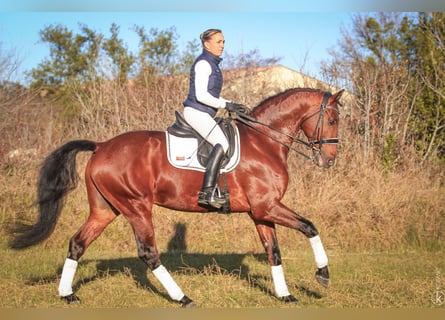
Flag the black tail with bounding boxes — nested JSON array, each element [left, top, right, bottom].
[[10, 140, 96, 249]]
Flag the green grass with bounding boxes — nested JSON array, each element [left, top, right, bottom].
[[1, 236, 443, 308]]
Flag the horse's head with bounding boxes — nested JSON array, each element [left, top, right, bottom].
[[299, 90, 344, 168], [246, 88, 344, 168]]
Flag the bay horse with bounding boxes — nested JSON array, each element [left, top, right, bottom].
[[11, 88, 344, 307]]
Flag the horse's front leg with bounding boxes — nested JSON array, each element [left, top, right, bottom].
[[284, 211, 330, 288], [288, 213, 330, 288], [253, 201, 330, 289], [254, 220, 298, 304]]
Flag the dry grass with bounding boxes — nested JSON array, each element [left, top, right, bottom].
[[285, 155, 445, 251]]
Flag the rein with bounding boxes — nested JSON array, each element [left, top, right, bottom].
[[233, 92, 339, 161]]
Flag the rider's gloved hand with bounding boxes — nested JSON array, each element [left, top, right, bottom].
[[225, 102, 250, 115]]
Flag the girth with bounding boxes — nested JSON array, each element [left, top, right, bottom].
[[167, 111, 236, 168]]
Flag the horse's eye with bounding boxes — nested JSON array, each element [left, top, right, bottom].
[[328, 119, 337, 126]]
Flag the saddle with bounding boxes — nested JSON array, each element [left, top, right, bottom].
[[167, 111, 237, 168]]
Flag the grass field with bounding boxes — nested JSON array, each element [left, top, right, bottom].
[[1, 208, 444, 308]]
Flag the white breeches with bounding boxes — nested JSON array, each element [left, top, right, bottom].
[[183, 107, 229, 152]]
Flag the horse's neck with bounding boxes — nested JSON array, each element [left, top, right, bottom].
[[244, 101, 305, 162], [252, 97, 306, 136]]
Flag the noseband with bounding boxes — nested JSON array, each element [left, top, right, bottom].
[[233, 92, 340, 163]]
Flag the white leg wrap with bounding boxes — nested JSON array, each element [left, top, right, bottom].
[[271, 265, 290, 297], [152, 265, 185, 301], [58, 258, 78, 297], [309, 235, 328, 268]]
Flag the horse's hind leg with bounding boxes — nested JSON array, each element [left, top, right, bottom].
[[59, 180, 117, 303], [123, 202, 196, 308]]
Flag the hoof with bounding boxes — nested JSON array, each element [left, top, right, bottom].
[[280, 295, 299, 304], [179, 295, 197, 308], [315, 266, 329, 288], [61, 293, 81, 304]]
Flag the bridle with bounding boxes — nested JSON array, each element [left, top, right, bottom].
[[299, 92, 340, 164], [233, 92, 340, 163]]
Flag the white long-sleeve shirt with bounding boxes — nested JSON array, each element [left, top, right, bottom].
[[194, 60, 228, 109]]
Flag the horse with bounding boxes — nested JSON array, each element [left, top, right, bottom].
[[10, 88, 344, 307]]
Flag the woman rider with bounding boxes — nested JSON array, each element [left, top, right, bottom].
[[183, 28, 247, 209]]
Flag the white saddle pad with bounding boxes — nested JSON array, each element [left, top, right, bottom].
[[165, 129, 240, 173]]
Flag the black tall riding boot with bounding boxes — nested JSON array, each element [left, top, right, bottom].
[[198, 144, 227, 209]]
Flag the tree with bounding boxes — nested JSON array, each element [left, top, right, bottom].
[[0, 43, 27, 107], [321, 13, 420, 165], [411, 12, 445, 162], [102, 23, 135, 83], [223, 48, 281, 70], [30, 24, 103, 89], [0, 43, 20, 84], [176, 39, 201, 74], [134, 26, 179, 76]]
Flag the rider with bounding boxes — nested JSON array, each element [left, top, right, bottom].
[[183, 28, 247, 209]]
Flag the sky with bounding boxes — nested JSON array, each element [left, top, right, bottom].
[[1, 0, 444, 85], [0, 11, 354, 83]]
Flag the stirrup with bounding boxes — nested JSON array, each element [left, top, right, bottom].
[[198, 189, 227, 209]]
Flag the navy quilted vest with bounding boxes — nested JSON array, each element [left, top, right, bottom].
[[183, 49, 223, 117]]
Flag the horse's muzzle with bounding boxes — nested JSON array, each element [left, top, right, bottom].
[[326, 157, 336, 168], [314, 152, 337, 168]]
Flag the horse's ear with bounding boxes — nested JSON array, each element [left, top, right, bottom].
[[332, 89, 345, 106]]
